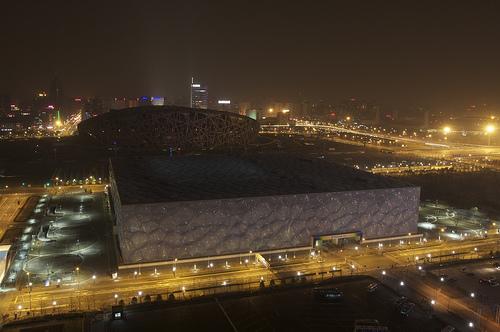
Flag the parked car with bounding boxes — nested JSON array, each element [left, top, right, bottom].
[[400, 302, 415, 317], [313, 287, 344, 302], [367, 282, 379, 292], [395, 296, 407, 307]]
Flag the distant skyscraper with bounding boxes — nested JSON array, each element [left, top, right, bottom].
[[49, 77, 63, 109], [138, 96, 165, 106], [139, 96, 151, 106], [190, 78, 208, 109], [151, 96, 165, 106], [217, 99, 232, 112], [0, 94, 11, 116], [111, 97, 128, 110]]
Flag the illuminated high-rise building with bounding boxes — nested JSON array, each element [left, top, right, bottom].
[[49, 76, 63, 109], [190, 78, 208, 109], [138, 96, 165, 106]]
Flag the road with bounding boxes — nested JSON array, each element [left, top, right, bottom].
[[1, 185, 499, 330], [0, 194, 28, 239], [261, 121, 500, 169], [2, 236, 500, 330]]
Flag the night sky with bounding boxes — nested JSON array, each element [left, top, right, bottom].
[[2, 0, 500, 110]]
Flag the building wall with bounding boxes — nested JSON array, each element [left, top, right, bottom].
[[116, 187, 420, 263], [108, 162, 124, 240]]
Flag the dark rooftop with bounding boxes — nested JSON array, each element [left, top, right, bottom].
[[111, 154, 414, 205]]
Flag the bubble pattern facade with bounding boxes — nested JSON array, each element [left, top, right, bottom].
[[114, 187, 420, 263]]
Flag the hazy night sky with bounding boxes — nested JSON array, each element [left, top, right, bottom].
[[1, 0, 500, 111]]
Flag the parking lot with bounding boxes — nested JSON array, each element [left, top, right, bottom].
[[22, 191, 117, 286], [98, 277, 445, 332], [429, 260, 500, 308], [418, 201, 491, 240]]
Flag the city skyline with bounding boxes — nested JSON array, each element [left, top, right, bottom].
[[2, 2, 500, 329], [2, 1, 500, 112]]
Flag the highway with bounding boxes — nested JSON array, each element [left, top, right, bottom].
[[261, 121, 500, 167]]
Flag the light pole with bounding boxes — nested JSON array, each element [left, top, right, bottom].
[[75, 267, 80, 310], [28, 282, 32, 313], [138, 291, 143, 303], [442, 126, 452, 142], [485, 124, 495, 146], [75, 267, 80, 289], [92, 275, 96, 309]]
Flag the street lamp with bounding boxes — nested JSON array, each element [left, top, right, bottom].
[[485, 124, 495, 134], [485, 124, 495, 145], [400, 281, 405, 286], [470, 292, 475, 298], [431, 299, 436, 305], [75, 267, 80, 292], [443, 126, 451, 135]]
